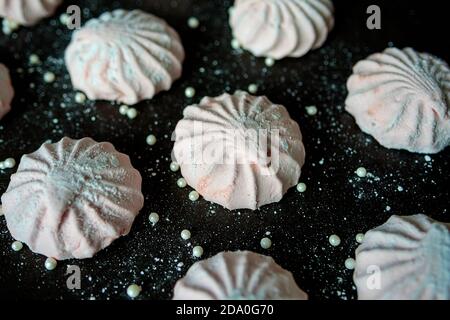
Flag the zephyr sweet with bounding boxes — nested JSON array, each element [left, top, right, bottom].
[[173, 251, 308, 300], [1, 137, 144, 260], [65, 9, 185, 105], [346, 47, 450, 153], [229, 0, 334, 60], [354, 214, 450, 300], [0, 63, 14, 120], [172, 91, 305, 210], [0, 0, 62, 26]]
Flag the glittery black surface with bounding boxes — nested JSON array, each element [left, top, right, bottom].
[[0, 0, 448, 300]]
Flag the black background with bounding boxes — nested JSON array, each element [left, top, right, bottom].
[[0, 0, 448, 300]]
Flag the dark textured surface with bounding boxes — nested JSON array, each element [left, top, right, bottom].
[[0, 0, 448, 300]]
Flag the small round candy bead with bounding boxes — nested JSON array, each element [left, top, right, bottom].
[[149, 212, 159, 225], [356, 167, 367, 178], [177, 178, 187, 188], [189, 191, 200, 201], [75, 92, 87, 104], [187, 17, 199, 29], [146, 135, 157, 146], [185, 87, 196, 98], [356, 233, 365, 244], [170, 162, 180, 172], [119, 105, 129, 115], [43, 72, 56, 83], [248, 84, 258, 94], [126, 108, 138, 119], [264, 57, 275, 67], [4, 158, 15, 169], [296, 182, 307, 193], [260, 237, 272, 249], [329, 234, 341, 247], [127, 284, 142, 298], [11, 241, 23, 251], [345, 258, 356, 270], [193, 246, 204, 258], [181, 229, 191, 240], [45, 257, 57, 270]]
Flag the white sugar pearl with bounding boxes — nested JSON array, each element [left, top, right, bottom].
[[60, 13, 70, 25], [170, 162, 180, 172], [177, 178, 187, 188], [185, 87, 196, 98], [119, 105, 129, 115], [424, 155, 431, 162], [296, 182, 307, 193], [397, 186, 404, 192], [260, 237, 272, 249], [11, 241, 23, 251], [187, 17, 199, 29], [193, 246, 204, 258], [248, 84, 258, 94], [189, 191, 200, 201], [356, 233, 365, 244], [0, 162, 5, 170], [264, 57, 275, 67], [181, 229, 191, 240], [305, 105, 318, 116], [43, 72, 56, 83], [45, 257, 57, 270], [356, 167, 367, 178], [4, 158, 16, 169], [75, 92, 86, 104], [149, 212, 159, 225], [126, 284, 142, 298], [29, 54, 41, 65], [231, 38, 240, 49], [329, 234, 341, 247], [146, 134, 157, 146], [345, 258, 356, 270], [126, 108, 138, 119]]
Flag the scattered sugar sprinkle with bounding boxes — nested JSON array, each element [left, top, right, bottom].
[[192, 246, 203, 258], [187, 17, 199, 29], [260, 237, 272, 249], [397, 186, 404, 192], [126, 284, 142, 298], [296, 182, 307, 193], [424, 155, 432, 162], [329, 234, 341, 247], [45, 257, 57, 271], [11, 241, 23, 252], [149, 212, 160, 225], [344, 258, 355, 270]]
